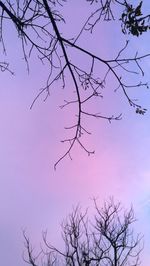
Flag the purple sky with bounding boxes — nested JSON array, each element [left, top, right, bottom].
[[0, 1, 150, 265]]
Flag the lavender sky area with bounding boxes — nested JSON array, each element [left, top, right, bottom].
[[0, 1, 150, 265]]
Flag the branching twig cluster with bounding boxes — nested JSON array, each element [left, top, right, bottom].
[[0, 0, 149, 167], [23, 198, 143, 265]]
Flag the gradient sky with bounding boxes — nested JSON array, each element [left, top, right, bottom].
[[0, 1, 150, 265]]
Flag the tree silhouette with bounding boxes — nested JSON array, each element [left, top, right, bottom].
[[23, 198, 143, 265], [0, 0, 149, 167]]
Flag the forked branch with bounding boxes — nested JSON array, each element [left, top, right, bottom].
[[0, 0, 149, 167]]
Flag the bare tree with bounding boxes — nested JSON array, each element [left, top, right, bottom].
[[23, 198, 143, 265], [0, 0, 149, 167]]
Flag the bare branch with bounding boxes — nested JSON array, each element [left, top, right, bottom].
[[0, 0, 149, 167], [23, 199, 143, 265]]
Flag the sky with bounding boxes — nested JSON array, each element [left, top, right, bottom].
[[0, 1, 150, 265]]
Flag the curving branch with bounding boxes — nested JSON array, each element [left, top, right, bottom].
[[0, 0, 149, 167]]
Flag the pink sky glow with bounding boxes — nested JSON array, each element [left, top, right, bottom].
[[0, 1, 150, 265]]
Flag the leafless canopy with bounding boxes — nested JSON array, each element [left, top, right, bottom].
[[0, 0, 149, 167], [23, 198, 143, 265]]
